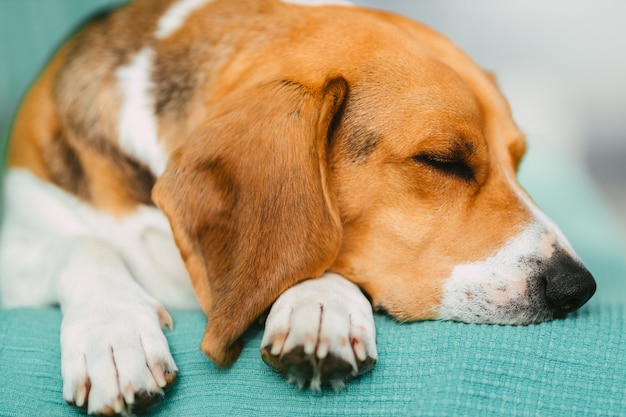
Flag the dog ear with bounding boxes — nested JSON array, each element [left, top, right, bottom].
[[153, 77, 347, 367]]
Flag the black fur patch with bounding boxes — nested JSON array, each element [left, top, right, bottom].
[[117, 154, 157, 206], [153, 48, 200, 116], [45, 131, 156, 206], [45, 131, 89, 200], [94, 139, 157, 206]]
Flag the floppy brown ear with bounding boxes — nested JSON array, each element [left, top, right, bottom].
[[153, 77, 347, 367]]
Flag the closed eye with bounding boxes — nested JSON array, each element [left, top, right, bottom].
[[412, 153, 475, 182]]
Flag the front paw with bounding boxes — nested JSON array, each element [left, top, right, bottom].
[[61, 302, 177, 415], [260, 273, 377, 390]]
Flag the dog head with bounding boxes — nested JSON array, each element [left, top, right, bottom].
[[153, 4, 595, 366], [326, 12, 597, 325]]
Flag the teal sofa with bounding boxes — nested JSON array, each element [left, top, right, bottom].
[[2, 1, 626, 416]]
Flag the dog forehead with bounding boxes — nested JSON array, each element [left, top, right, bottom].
[[341, 66, 486, 160]]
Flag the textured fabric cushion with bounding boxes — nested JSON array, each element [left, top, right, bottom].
[[1, 303, 625, 417], [2, 1, 626, 416]]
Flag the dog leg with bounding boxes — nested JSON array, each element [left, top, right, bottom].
[[58, 239, 177, 415], [0, 171, 177, 415], [261, 272, 377, 390]]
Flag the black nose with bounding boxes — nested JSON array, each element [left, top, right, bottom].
[[541, 250, 596, 316]]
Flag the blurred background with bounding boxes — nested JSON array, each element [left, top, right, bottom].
[[358, 1, 626, 241], [1, 1, 625, 241]]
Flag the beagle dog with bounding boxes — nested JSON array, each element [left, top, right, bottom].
[[0, 0, 596, 414]]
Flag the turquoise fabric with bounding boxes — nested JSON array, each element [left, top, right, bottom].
[[1, 305, 625, 417], [1, 1, 626, 416], [0, 0, 128, 138]]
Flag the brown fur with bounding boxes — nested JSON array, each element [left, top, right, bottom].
[[8, 0, 532, 365], [153, 78, 346, 366]]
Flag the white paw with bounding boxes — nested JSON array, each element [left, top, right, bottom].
[[61, 299, 177, 415], [261, 273, 377, 390]]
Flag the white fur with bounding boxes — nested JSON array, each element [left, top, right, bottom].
[[0, 170, 196, 309], [0, 169, 197, 413], [438, 170, 581, 324], [280, 0, 353, 6], [262, 272, 377, 390], [116, 47, 168, 177], [155, 0, 212, 40], [58, 239, 178, 414], [438, 223, 554, 324]]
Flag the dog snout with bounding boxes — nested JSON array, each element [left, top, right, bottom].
[[536, 250, 596, 316]]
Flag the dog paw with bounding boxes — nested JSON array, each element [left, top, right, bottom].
[[260, 273, 377, 390], [60, 300, 177, 415]]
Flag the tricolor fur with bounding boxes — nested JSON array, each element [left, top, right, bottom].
[[0, 0, 595, 414]]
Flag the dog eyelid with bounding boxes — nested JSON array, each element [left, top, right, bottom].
[[412, 152, 475, 182]]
